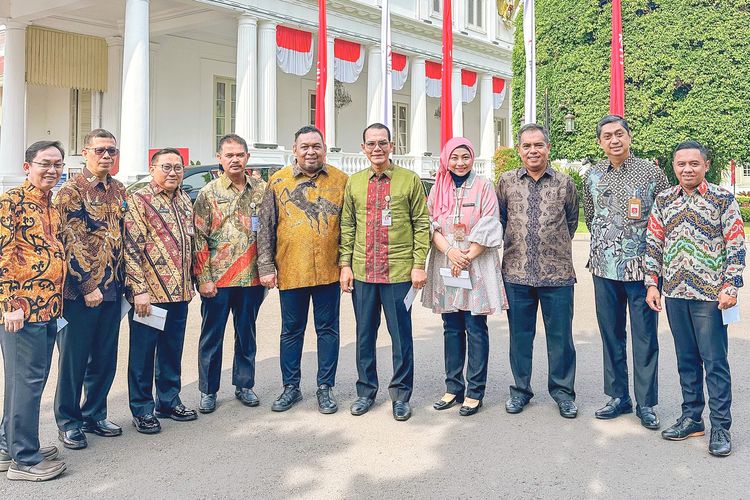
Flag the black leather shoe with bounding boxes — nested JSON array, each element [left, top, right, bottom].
[[316, 384, 338, 414], [558, 400, 578, 419], [58, 428, 87, 450], [235, 388, 260, 407], [155, 404, 198, 422], [661, 417, 705, 441], [132, 414, 161, 434], [636, 406, 660, 430], [199, 393, 217, 414], [709, 427, 732, 457], [82, 419, 122, 437], [272, 385, 302, 412], [350, 397, 375, 416], [392, 401, 412, 421], [594, 397, 633, 419], [433, 394, 463, 411], [505, 396, 529, 414], [459, 400, 482, 416]]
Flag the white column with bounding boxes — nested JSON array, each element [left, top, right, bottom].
[[451, 66, 463, 137], [324, 34, 335, 148], [235, 15, 257, 144], [0, 21, 28, 189], [366, 44, 382, 126], [479, 73, 494, 159], [102, 36, 123, 138], [507, 83, 514, 147], [118, 0, 150, 182], [257, 20, 277, 146], [408, 57, 427, 156]]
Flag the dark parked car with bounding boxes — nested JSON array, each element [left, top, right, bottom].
[[421, 177, 435, 198]]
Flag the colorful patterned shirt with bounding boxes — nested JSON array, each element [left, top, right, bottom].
[[124, 181, 194, 303], [55, 169, 126, 301], [583, 155, 670, 281], [645, 180, 745, 301], [193, 173, 266, 288], [257, 164, 347, 290], [340, 163, 430, 284], [0, 180, 65, 322], [497, 167, 579, 287]]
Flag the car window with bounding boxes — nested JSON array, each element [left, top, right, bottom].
[[183, 171, 213, 192]]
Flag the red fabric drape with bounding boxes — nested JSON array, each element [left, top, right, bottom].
[[440, 0, 453, 148], [315, 0, 327, 136], [610, 0, 625, 116]]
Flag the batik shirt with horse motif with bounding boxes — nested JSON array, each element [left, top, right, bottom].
[[193, 173, 266, 287], [257, 163, 348, 290]]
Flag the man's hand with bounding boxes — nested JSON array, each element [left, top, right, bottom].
[[411, 268, 427, 289], [134, 293, 152, 318], [717, 292, 737, 310], [260, 274, 277, 289], [3, 308, 24, 333], [198, 281, 218, 298], [645, 286, 662, 312], [340, 266, 354, 293], [83, 288, 104, 308]]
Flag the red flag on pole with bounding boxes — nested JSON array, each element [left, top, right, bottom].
[[610, 0, 625, 116], [440, 0, 453, 148], [315, 0, 327, 138]]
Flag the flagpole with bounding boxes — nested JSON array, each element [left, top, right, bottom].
[[440, 0, 453, 147], [522, 0, 536, 124], [315, 0, 328, 138], [610, 0, 625, 116], [381, 0, 393, 130]]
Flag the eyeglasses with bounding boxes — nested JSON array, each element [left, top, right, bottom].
[[31, 161, 65, 170], [85, 147, 120, 157], [153, 163, 184, 173], [364, 140, 391, 151]]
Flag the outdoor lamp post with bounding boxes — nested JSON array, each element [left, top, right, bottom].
[[564, 112, 575, 133]]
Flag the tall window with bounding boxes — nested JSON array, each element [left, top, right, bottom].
[[467, 0, 485, 29], [430, 0, 442, 15], [309, 91, 317, 126], [214, 77, 236, 152], [743, 163, 750, 178], [392, 103, 409, 155], [495, 118, 507, 148], [70, 89, 92, 153]]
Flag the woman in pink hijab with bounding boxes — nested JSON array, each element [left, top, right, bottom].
[[421, 137, 507, 416]]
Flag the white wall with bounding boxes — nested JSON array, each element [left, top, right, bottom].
[[26, 85, 72, 152]]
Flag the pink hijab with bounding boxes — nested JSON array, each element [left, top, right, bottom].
[[432, 137, 476, 220]]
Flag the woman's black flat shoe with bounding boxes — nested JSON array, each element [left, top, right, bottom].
[[433, 395, 463, 410], [459, 400, 483, 416]]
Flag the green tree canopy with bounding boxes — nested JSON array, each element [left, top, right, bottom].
[[512, 0, 750, 183]]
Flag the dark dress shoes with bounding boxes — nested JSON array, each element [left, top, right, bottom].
[[594, 397, 633, 419], [558, 400, 578, 419], [709, 428, 732, 457], [505, 396, 529, 414], [199, 393, 217, 414], [82, 419, 123, 437], [155, 404, 198, 422], [459, 400, 482, 417], [636, 406, 660, 430], [316, 384, 338, 414], [350, 397, 375, 416], [433, 394, 463, 411], [132, 414, 162, 434], [235, 388, 260, 407], [392, 401, 412, 421], [58, 428, 87, 450], [661, 417, 705, 441], [272, 385, 303, 412]]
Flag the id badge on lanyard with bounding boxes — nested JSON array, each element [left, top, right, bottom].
[[381, 195, 392, 227], [250, 202, 259, 232], [452, 186, 467, 241], [627, 195, 642, 220]]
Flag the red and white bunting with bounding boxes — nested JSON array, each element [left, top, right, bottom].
[[461, 69, 478, 103], [425, 60, 442, 98], [493, 77, 507, 109], [276, 26, 313, 76], [333, 39, 364, 83], [392, 52, 408, 91]]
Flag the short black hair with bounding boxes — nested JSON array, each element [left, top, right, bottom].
[[516, 123, 550, 145], [150, 147, 185, 165], [294, 125, 324, 142], [217, 134, 249, 153], [362, 123, 391, 143], [25, 140, 65, 164], [596, 115, 631, 139], [673, 140, 710, 162], [83, 128, 116, 147]]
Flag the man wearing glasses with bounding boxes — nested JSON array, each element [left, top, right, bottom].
[[340, 123, 430, 421], [0, 141, 67, 481], [193, 134, 267, 413], [54, 129, 126, 450], [124, 148, 197, 434]]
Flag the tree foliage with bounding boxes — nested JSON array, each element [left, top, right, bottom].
[[512, 0, 750, 183]]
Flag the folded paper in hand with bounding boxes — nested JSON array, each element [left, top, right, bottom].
[[440, 268, 472, 290], [132, 306, 168, 331]]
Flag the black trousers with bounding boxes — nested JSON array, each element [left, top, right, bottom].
[[55, 298, 122, 431], [593, 276, 659, 407], [442, 311, 489, 400], [198, 286, 265, 394], [127, 302, 189, 417], [352, 280, 414, 402], [665, 298, 732, 430], [0, 321, 56, 466]]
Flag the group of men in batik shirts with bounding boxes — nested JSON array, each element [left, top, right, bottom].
[[0, 115, 744, 481]]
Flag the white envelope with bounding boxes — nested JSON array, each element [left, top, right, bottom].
[[132, 306, 168, 331], [403, 286, 418, 311], [57, 317, 68, 332], [722, 305, 740, 325], [121, 300, 132, 320], [440, 268, 472, 290]]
